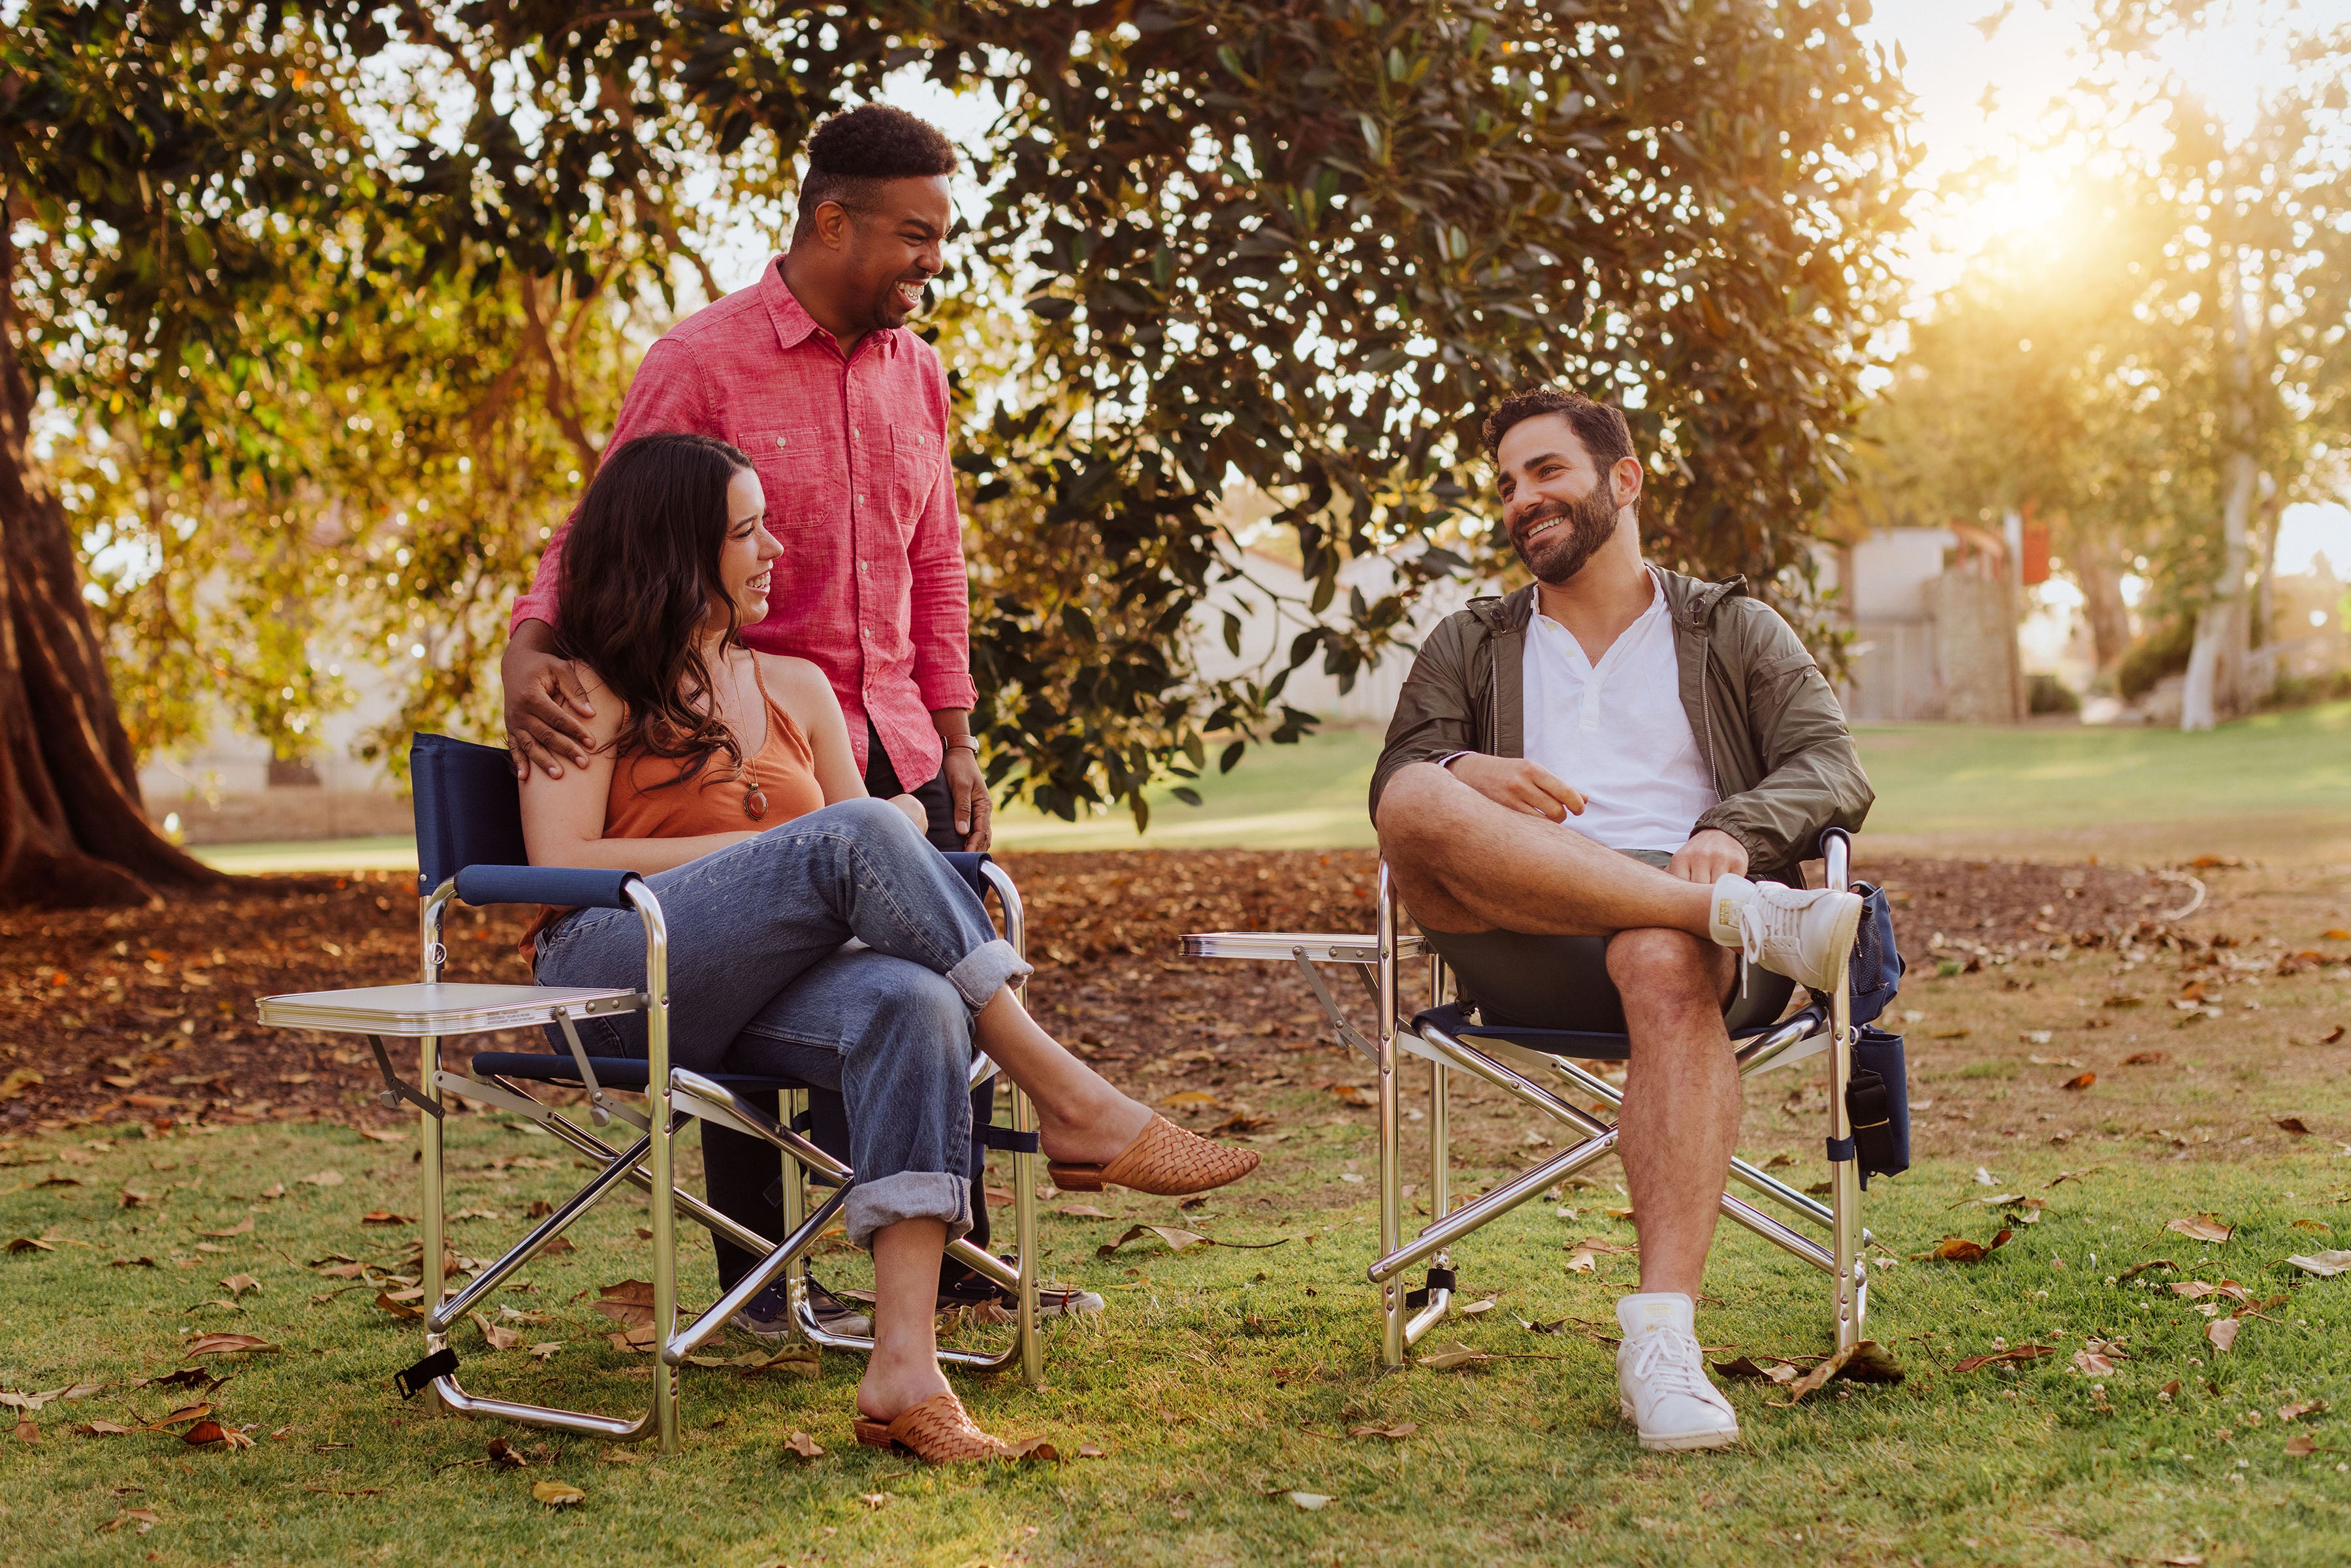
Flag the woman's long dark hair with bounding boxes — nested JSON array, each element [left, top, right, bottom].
[[554, 432, 758, 786]]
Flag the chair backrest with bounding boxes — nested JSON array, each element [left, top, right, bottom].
[[413, 733, 528, 897]]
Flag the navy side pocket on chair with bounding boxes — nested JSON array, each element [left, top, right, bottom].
[[1846, 883, 1906, 1027], [1846, 1026, 1910, 1189]]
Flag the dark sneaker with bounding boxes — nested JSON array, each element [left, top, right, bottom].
[[729, 1276, 871, 1341]]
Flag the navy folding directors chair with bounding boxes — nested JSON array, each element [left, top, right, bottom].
[[1183, 827, 1908, 1368], [255, 733, 1044, 1454]]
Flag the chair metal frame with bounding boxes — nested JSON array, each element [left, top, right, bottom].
[[1183, 828, 1868, 1368], [259, 766, 1043, 1455]]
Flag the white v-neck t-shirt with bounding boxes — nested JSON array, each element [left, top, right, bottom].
[[1520, 569, 1719, 854]]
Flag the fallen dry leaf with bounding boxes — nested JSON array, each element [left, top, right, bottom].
[[487, 1437, 527, 1469], [5, 1236, 54, 1253], [2164, 1214, 2233, 1244], [2276, 1117, 2314, 1136], [1287, 1492, 1333, 1511], [219, 1273, 259, 1297], [1714, 1356, 1806, 1384], [184, 1334, 279, 1356], [1097, 1223, 1206, 1256], [182, 1420, 253, 1450], [1459, 1296, 1498, 1318], [472, 1311, 520, 1351], [606, 1324, 658, 1352], [197, 1218, 254, 1238], [2117, 1259, 2176, 1282], [374, 1291, 423, 1321], [1052, 1204, 1112, 1219], [2121, 1050, 2166, 1065], [76, 1420, 134, 1437], [859, 1492, 889, 1509], [118, 1188, 152, 1209], [2072, 1349, 2115, 1377], [589, 1279, 657, 1326], [357, 1128, 406, 1144], [12, 1418, 35, 1444], [1949, 1345, 2055, 1374], [2279, 1400, 2327, 1422], [1414, 1343, 1492, 1370], [529, 1343, 563, 1362], [1077, 1442, 1106, 1458], [1776, 1339, 1904, 1403], [783, 1430, 825, 1460], [2287, 1250, 2351, 1278], [2292, 1219, 2331, 1232], [2316, 1025, 2346, 1046], [1161, 1090, 1219, 1108], [2206, 1317, 2241, 1353], [99, 1508, 159, 1535], [532, 1479, 585, 1507], [1348, 1422, 1420, 1439], [1328, 1083, 1375, 1108], [2059, 1072, 2096, 1091], [1912, 1228, 2014, 1264], [300, 1170, 344, 1188], [359, 1210, 413, 1226]]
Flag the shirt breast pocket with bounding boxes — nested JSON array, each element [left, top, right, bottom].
[[886, 425, 944, 536], [739, 424, 842, 529]]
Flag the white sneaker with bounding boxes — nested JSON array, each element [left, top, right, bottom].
[[1615, 1293, 1740, 1452], [1708, 875, 1864, 994]]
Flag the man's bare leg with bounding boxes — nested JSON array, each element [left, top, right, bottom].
[[1608, 931, 1740, 1297], [1377, 762, 1714, 936]]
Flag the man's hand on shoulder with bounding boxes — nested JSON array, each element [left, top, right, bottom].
[[1443, 754, 1587, 823], [502, 619, 599, 782], [1668, 829, 1748, 884]]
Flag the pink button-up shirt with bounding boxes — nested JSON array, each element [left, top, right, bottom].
[[512, 256, 974, 787]]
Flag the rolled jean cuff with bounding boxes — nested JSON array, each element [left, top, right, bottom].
[[943, 938, 1029, 1012], [844, 1172, 973, 1251]]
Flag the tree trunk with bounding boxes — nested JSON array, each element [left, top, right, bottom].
[[0, 236, 225, 907], [2181, 245, 2258, 733], [2073, 532, 2134, 673]]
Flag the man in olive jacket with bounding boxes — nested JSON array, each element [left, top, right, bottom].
[[1371, 387, 1872, 1453]]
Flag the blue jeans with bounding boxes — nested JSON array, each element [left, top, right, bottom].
[[530, 797, 1029, 1248]]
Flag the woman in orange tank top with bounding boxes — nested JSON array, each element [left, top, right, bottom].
[[517, 433, 1256, 1462]]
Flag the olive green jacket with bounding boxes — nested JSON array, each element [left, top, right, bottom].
[[1367, 570, 1872, 882]]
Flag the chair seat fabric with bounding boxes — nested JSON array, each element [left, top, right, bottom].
[[1412, 1000, 1827, 1063], [469, 1051, 812, 1096]]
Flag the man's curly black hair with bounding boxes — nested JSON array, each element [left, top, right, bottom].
[[792, 104, 958, 240]]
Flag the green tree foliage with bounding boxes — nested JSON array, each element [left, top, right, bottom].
[[3, 0, 1911, 901]]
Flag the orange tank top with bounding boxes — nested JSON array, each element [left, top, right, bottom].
[[522, 659, 827, 955]]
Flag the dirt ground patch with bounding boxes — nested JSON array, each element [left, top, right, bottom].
[[4, 851, 2348, 1183]]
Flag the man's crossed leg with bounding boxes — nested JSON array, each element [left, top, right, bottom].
[[1378, 760, 1859, 1451]]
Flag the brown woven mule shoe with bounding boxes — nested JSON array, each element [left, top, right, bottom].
[[852, 1392, 1029, 1464], [1048, 1113, 1260, 1196]]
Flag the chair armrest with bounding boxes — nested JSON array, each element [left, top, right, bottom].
[[455, 865, 643, 910], [1817, 827, 1853, 894]]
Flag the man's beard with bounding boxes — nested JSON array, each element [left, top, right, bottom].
[[1509, 476, 1620, 586]]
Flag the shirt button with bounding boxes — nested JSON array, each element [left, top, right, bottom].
[[774, 435, 788, 449]]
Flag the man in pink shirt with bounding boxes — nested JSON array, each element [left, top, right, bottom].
[[501, 104, 991, 854], [499, 105, 1083, 1332]]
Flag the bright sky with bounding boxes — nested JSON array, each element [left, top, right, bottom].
[[1857, 0, 2351, 570]]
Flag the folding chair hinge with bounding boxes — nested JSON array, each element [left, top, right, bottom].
[[1292, 952, 1380, 1067], [366, 1034, 443, 1119], [552, 1007, 649, 1132], [392, 1347, 458, 1400], [1404, 1266, 1458, 1311]]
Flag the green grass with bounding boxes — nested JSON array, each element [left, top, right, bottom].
[[192, 701, 2351, 872], [7, 1102, 2351, 1564]]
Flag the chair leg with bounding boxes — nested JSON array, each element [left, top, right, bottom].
[[778, 1087, 812, 1352], [1375, 863, 1406, 1369], [419, 1031, 448, 1413], [1829, 968, 1864, 1351], [1011, 1081, 1043, 1386]]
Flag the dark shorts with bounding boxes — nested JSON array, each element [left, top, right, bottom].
[[1421, 847, 1795, 1036], [863, 720, 960, 852]]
